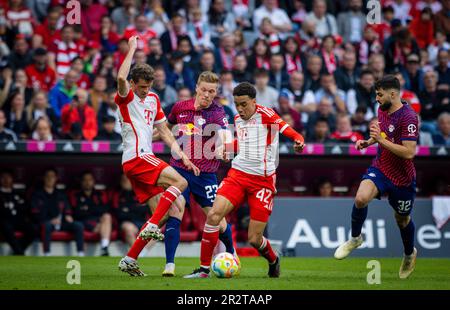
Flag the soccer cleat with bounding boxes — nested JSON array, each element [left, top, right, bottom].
[[118, 257, 147, 277], [139, 223, 164, 241], [101, 247, 109, 257], [334, 235, 363, 260], [268, 256, 280, 278], [162, 263, 175, 277], [183, 267, 210, 278], [399, 247, 417, 279]]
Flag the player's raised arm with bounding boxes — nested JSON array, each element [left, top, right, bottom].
[[117, 36, 138, 97], [269, 109, 305, 153], [154, 121, 201, 176]]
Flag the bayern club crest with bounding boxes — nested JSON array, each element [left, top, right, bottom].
[[388, 124, 395, 132]]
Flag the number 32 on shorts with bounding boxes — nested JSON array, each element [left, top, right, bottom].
[[256, 188, 273, 211]]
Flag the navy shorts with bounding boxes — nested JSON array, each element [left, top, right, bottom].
[[362, 166, 416, 215], [174, 167, 218, 208]]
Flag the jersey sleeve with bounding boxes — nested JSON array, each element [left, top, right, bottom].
[[153, 94, 167, 124], [114, 88, 134, 106], [212, 105, 228, 129], [167, 102, 178, 124], [261, 107, 305, 142], [400, 111, 419, 141]]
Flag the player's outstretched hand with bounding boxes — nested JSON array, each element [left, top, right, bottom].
[[355, 139, 370, 150], [182, 156, 201, 176], [370, 122, 382, 142], [293, 140, 305, 153], [128, 35, 139, 50]]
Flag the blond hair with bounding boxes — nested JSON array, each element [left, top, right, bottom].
[[197, 71, 219, 85]]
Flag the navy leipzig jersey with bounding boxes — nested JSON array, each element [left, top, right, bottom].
[[372, 104, 419, 187]]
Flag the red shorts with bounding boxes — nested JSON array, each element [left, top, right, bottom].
[[216, 168, 277, 223], [122, 155, 167, 203]]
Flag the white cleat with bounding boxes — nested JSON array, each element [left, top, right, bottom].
[[162, 263, 175, 277], [139, 223, 164, 241], [399, 247, 417, 279], [118, 257, 147, 277], [183, 268, 211, 278], [334, 235, 363, 260]]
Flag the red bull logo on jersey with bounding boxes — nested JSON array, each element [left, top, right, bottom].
[[178, 123, 202, 136]]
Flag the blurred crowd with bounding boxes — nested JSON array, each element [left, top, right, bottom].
[[0, 0, 449, 147]]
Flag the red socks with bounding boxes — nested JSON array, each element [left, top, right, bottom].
[[200, 224, 220, 268], [257, 236, 277, 264], [149, 186, 181, 225]]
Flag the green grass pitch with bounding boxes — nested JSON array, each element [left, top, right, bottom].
[[0, 256, 449, 290]]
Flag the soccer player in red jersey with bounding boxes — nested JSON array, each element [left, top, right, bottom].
[[334, 75, 419, 279], [116, 36, 199, 276], [185, 82, 305, 278]]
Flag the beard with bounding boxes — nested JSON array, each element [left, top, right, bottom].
[[379, 101, 392, 111]]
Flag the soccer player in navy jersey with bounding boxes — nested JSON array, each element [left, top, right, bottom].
[[334, 75, 419, 279]]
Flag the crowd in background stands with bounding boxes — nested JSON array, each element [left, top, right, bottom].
[[0, 0, 449, 147]]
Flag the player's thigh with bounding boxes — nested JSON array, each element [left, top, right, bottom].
[[207, 195, 235, 225], [191, 173, 218, 208], [247, 219, 267, 246], [355, 179, 380, 208], [388, 183, 416, 218], [156, 166, 188, 190], [247, 186, 274, 224]]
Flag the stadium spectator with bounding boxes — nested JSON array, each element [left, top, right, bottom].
[[194, 50, 216, 81], [218, 70, 237, 120], [4, 91, 28, 139], [320, 35, 339, 74], [295, 18, 319, 55], [253, 0, 293, 38], [409, 7, 434, 49], [61, 89, 98, 141], [337, 0, 366, 45], [24, 91, 56, 135], [68, 171, 112, 256], [280, 71, 316, 122], [214, 33, 237, 71], [88, 76, 108, 113], [208, 0, 237, 45], [387, 0, 413, 24], [152, 66, 178, 112], [291, 0, 308, 31], [268, 53, 289, 91], [177, 87, 192, 102], [307, 117, 332, 143], [334, 51, 359, 92], [358, 25, 383, 65], [32, 7, 61, 50], [419, 70, 450, 131], [187, 7, 213, 52], [123, 14, 157, 55], [0, 67, 13, 108], [254, 68, 279, 110], [7, 35, 32, 70], [305, 0, 338, 38], [133, 50, 148, 68], [0, 109, 17, 142], [165, 51, 195, 91], [315, 177, 333, 197], [9, 68, 33, 105], [144, 0, 169, 37], [70, 57, 91, 90], [176, 35, 199, 70], [306, 97, 337, 141], [95, 115, 122, 142], [79, 0, 108, 40], [432, 112, 450, 146], [283, 36, 305, 75], [232, 0, 251, 29], [31, 117, 53, 141], [94, 15, 120, 53], [435, 49, 450, 92], [111, 0, 138, 35], [232, 53, 252, 84], [347, 70, 377, 121], [160, 13, 187, 54], [49, 70, 78, 117], [401, 53, 425, 94], [434, 0, 450, 36], [368, 53, 386, 81], [0, 170, 37, 255], [146, 37, 168, 68], [49, 25, 83, 77], [25, 48, 56, 92], [330, 113, 364, 144], [428, 31, 450, 67], [113, 174, 150, 247], [30, 168, 85, 256], [313, 73, 346, 113], [351, 106, 369, 139], [5, 0, 34, 37], [247, 38, 271, 71], [233, 29, 250, 55], [277, 97, 303, 135], [384, 26, 420, 72], [96, 53, 117, 90], [303, 54, 323, 93], [97, 89, 120, 134], [259, 17, 282, 54]]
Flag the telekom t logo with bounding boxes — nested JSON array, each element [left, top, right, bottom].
[[144, 109, 153, 125], [66, 0, 81, 25]]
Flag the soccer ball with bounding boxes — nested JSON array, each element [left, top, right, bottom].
[[211, 252, 240, 278]]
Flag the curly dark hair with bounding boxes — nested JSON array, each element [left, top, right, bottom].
[[233, 82, 256, 99], [374, 74, 400, 91], [130, 64, 154, 83]]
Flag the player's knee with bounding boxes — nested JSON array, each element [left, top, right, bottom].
[[248, 233, 262, 248], [102, 213, 112, 223], [395, 214, 410, 229], [175, 177, 188, 192], [72, 221, 84, 233], [354, 194, 369, 208], [206, 210, 222, 226]]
